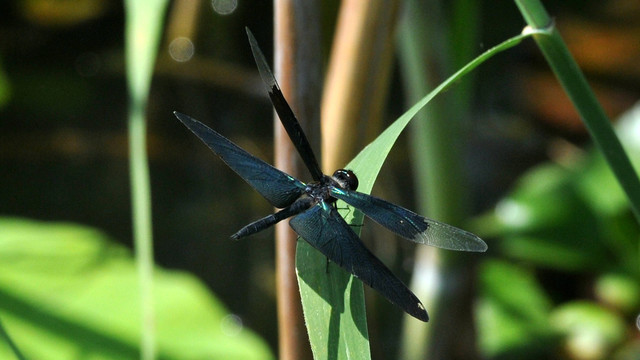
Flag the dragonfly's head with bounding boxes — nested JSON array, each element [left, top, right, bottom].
[[332, 169, 359, 191]]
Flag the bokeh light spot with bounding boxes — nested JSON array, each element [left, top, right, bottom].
[[168, 37, 195, 63], [220, 314, 243, 337], [211, 0, 238, 15], [495, 199, 530, 228]]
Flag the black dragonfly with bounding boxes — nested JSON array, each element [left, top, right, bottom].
[[174, 28, 487, 322]]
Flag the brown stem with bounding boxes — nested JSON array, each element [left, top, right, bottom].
[[273, 1, 321, 359], [321, 0, 400, 171]]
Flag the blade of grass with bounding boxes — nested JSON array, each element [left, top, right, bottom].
[[298, 2, 399, 359], [124, 1, 168, 359], [349, 29, 548, 195], [297, 28, 546, 358], [515, 0, 640, 224]]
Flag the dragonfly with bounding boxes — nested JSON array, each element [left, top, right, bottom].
[[174, 28, 487, 322]]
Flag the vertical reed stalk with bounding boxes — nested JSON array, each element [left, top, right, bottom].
[[124, 1, 168, 358], [273, 2, 321, 359]]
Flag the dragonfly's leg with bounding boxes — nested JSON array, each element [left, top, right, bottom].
[[335, 203, 352, 218]]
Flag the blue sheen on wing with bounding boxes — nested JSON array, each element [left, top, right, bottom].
[[290, 202, 429, 321], [175, 112, 305, 208], [330, 188, 487, 252]]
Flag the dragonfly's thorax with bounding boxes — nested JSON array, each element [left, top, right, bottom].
[[304, 176, 336, 204], [304, 169, 359, 205]]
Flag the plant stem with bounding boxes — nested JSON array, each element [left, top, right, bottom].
[[127, 103, 155, 360], [321, 0, 401, 170], [515, 0, 640, 223], [273, 2, 321, 360], [124, 1, 168, 359]]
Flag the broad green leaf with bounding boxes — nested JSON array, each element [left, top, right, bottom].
[[297, 29, 548, 359], [0, 217, 273, 360]]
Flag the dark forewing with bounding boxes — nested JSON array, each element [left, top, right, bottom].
[[245, 27, 324, 182], [175, 112, 305, 208], [289, 202, 429, 322], [330, 188, 487, 252]]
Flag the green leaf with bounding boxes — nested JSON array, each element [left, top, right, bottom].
[[0, 218, 273, 360], [594, 273, 640, 315], [478, 103, 640, 272], [477, 260, 557, 359], [550, 301, 626, 359], [297, 29, 547, 359], [296, 242, 369, 360], [491, 164, 610, 271]]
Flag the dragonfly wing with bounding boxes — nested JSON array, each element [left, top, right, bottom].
[[245, 28, 324, 182], [330, 188, 487, 252], [290, 202, 429, 322], [175, 112, 305, 208]]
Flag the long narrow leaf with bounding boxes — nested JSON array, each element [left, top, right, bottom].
[[297, 28, 547, 359]]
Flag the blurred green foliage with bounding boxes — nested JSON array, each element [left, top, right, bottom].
[[0, 217, 273, 360], [476, 103, 640, 359]]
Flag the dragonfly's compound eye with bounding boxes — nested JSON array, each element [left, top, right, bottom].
[[332, 169, 359, 191]]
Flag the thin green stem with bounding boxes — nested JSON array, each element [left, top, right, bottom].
[[515, 0, 640, 223], [124, 1, 168, 359], [127, 103, 155, 360]]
